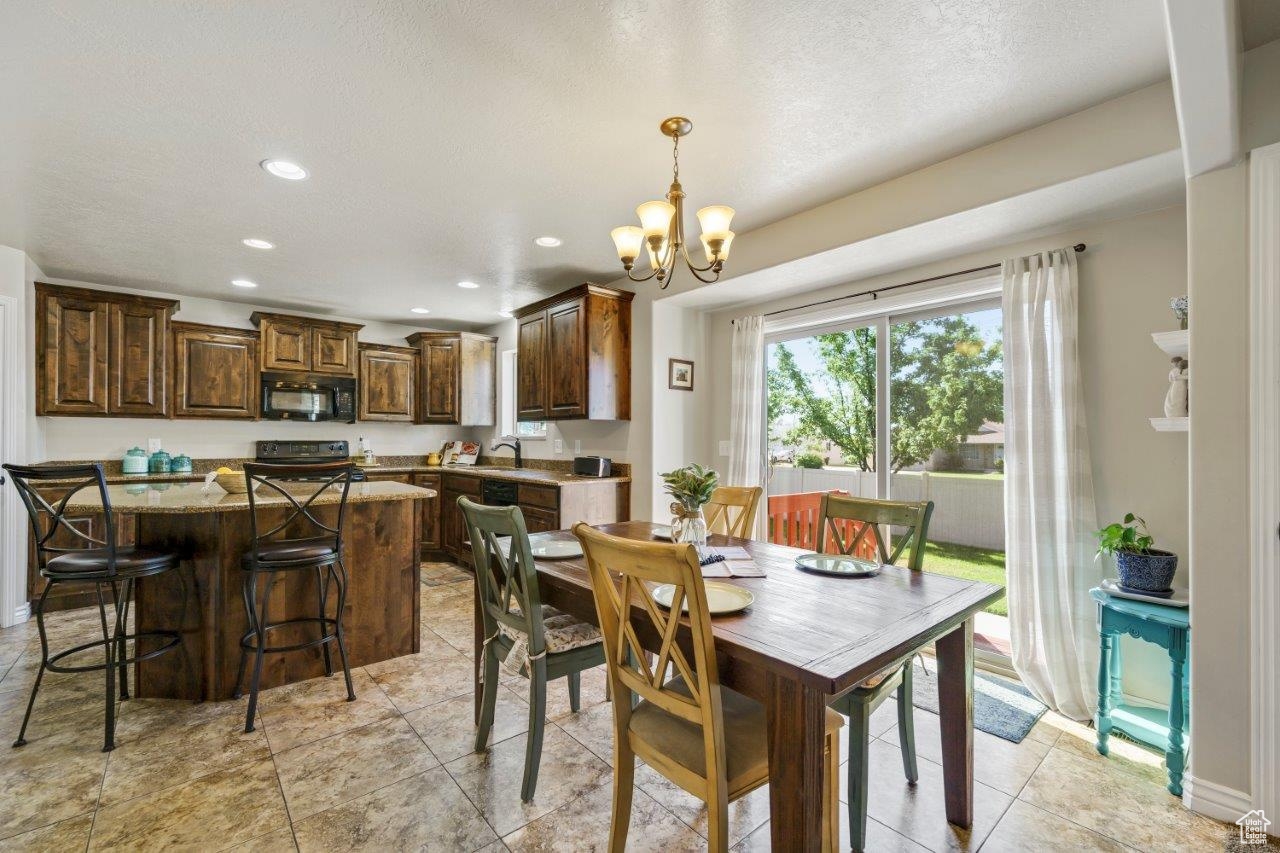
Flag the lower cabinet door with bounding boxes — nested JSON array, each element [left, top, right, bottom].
[[413, 474, 442, 553], [520, 505, 559, 533]]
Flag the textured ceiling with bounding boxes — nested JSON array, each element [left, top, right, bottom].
[[0, 0, 1170, 328]]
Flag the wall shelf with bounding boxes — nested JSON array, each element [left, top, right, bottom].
[[1150, 417, 1189, 432], [1151, 329, 1189, 358]]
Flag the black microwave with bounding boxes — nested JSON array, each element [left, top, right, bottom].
[[260, 372, 356, 423]]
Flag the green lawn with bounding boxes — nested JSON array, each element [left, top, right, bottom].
[[904, 540, 1008, 616]]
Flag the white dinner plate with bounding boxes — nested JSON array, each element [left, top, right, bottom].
[[651, 525, 674, 540], [652, 581, 754, 615], [794, 552, 882, 577], [528, 536, 583, 559]]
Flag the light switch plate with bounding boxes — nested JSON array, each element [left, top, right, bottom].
[[574, 440, 582, 454], [148, 438, 162, 454], [719, 440, 731, 456], [554, 439, 563, 454]]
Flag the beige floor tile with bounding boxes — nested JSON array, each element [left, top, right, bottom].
[[503, 780, 705, 852], [881, 708, 1053, 796], [554, 701, 622, 766], [291, 767, 497, 852], [405, 685, 529, 764], [99, 705, 271, 804], [114, 694, 249, 735], [1020, 747, 1229, 852], [0, 739, 107, 840], [421, 563, 472, 587], [227, 827, 298, 852], [0, 813, 94, 852], [257, 670, 398, 753], [428, 616, 478, 655], [634, 764, 772, 846], [88, 758, 289, 851], [446, 726, 612, 836], [364, 647, 475, 713], [1051, 716, 1171, 788], [274, 716, 439, 820], [544, 666, 608, 722], [853, 738, 1012, 851], [983, 799, 1129, 852], [733, 814, 929, 852]]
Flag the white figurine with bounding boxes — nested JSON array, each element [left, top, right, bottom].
[[1163, 357, 1189, 418]]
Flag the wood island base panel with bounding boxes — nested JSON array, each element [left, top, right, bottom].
[[60, 481, 430, 700]]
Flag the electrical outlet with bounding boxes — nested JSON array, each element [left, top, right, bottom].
[[574, 439, 581, 454], [554, 439, 563, 454], [719, 440, 731, 456], [148, 438, 162, 454]]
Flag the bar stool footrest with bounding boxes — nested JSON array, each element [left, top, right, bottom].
[[45, 630, 183, 674], [238, 616, 340, 655]]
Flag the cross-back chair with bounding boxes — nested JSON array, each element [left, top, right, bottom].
[[703, 486, 763, 539], [817, 492, 934, 852], [460, 498, 604, 802], [3, 462, 183, 752], [573, 522, 842, 852], [234, 461, 357, 733]]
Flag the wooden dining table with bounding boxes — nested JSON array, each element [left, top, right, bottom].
[[471, 521, 1004, 853]]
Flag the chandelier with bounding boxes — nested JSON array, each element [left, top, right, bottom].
[[609, 117, 735, 290]]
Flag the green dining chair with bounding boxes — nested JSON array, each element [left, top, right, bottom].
[[459, 497, 606, 802], [817, 493, 934, 853]]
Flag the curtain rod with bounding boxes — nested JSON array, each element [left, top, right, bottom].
[[757, 243, 1087, 319]]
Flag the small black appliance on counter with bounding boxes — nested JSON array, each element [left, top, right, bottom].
[[572, 456, 612, 477]]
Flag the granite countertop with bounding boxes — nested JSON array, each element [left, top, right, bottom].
[[366, 464, 631, 486], [61, 480, 435, 515]]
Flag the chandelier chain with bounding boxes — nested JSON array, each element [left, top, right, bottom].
[[672, 134, 680, 183]]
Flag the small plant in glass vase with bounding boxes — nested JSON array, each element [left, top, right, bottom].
[[659, 464, 719, 559], [1095, 513, 1179, 594]]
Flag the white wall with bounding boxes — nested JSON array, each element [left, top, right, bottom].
[[32, 276, 479, 462]]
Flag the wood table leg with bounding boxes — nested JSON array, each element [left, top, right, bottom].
[[765, 671, 827, 852], [936, 618, 974, 828]]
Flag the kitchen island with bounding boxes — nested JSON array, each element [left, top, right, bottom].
[[61, 479, 434, 700]]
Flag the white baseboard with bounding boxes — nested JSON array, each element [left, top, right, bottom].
[[1182, 774, 1252, 822], [11, 602, 30, 625]]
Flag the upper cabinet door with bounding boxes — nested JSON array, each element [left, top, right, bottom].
[[311, 327, 357, 375], [109, 301, 169, 417], [546, 297, 587, 418], [37, 288, 110, 415], [260, 318, 312, 372], [516, 311, 548, 421], [420, 338, 460, 423], [173, 324, 258, 419], [359, 346, 416, 422]]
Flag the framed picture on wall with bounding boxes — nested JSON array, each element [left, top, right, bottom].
[[668, 358, 694, 391]]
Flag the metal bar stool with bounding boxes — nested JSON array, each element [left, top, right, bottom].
[[233, 461, 357, 733], [3, 463, 184, 752]]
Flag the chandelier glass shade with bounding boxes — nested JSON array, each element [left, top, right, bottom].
[[610, 117, 734, 289]]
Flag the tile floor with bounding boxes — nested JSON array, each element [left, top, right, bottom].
[[0, 562, 1237, 852]]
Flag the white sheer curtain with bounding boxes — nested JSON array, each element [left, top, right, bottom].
[[1002, 247, 1100, 721], [727, 316, 765, 501]]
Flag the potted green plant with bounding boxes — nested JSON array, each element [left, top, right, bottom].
[[1095, 513, 1178, 593], [659, 464, 719, 555]]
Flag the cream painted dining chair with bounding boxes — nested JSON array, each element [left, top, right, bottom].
[[703, 485, 763, 539], [573, 523, 842, 852]]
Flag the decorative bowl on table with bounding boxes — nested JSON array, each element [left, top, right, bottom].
[[214, 468, 249, 494]]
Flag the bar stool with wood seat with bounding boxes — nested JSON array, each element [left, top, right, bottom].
[[704, 486, 763, 539], [234, 461, 357, 733], [574, 523, 843, 852], [3, 463, 184, 752], [817, 493, 934, 852]]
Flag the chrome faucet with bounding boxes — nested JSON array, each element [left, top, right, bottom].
[[491, 438, 522, 468]]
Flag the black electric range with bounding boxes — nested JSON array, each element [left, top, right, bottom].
[[254, 440, 365, 481]]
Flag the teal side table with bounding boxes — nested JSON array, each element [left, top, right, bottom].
[[1090, 587, 1190, 796]]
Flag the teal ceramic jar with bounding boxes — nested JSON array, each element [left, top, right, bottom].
[[147, 450, 171, 474], [170, 454, 193, 475], [122, 447, 148, 475]]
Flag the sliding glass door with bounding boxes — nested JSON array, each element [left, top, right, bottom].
[[765, 296, 1010, 660]]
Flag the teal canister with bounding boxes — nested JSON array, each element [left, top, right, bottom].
[[147, 450, 171, 474], [122, 447, 149, 475], [170, 453, 193, 475]]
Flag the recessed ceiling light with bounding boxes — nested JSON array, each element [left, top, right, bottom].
[[498, 309, 513, 318], [411, 307, 431, 314], [457, 280, 479, 289], [242, 238, 274, 249], [231, 279, 258, 289], [534, 236, 562, 248], [260, 159, 308, 180]]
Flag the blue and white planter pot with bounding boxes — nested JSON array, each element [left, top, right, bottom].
[[1115, 549, 1178, 592]]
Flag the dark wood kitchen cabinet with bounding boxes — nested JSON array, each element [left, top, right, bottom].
[[405, 332, 496, 426], [358, 343, 417, 422], [441, 473, 482, 559], [513, 283, 633, 422], [171, 322, 259, 419], [252, 312, 362, 376], [413, 473, 442, 555], [36, 282, 178, 417]]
